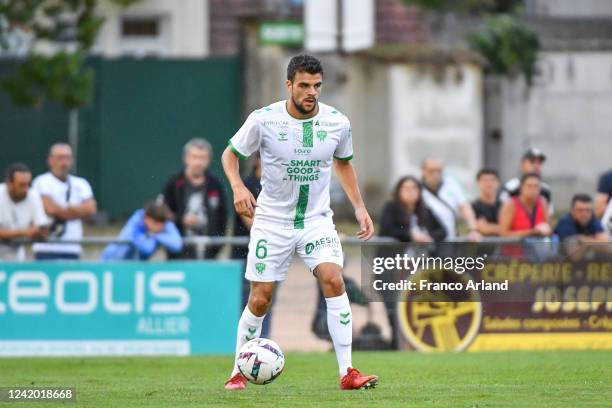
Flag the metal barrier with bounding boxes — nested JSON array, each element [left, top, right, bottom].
[[8, 235, 527, 261]]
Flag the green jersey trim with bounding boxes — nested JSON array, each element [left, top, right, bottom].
[[228, 140, 248, 160], [333, 154, 353, 161], [293, 184, 309, 229]]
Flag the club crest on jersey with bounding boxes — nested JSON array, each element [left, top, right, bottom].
[[317, 130, 327, 142]]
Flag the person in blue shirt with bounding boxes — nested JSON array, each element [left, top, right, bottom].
[[102, 201, 183, 261], [554, 194, 608, 243]]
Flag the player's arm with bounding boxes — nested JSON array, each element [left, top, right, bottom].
[[221, 147, 257, 218], [333, 159, 374, 240]]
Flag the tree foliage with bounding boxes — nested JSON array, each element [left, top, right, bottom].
[[0, 0, 137, 108], [468, 14, 539, 84]]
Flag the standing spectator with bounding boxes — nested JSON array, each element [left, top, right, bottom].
[[162, 138, 227, 259], [379, 175, 446, 243], [33, 143, 97, 260], [420, 157, 480, 241], [500, 148, 553, 214], [101, 201, 182, 261], [0, 164, 49, 261], [594, 169, 612, 219], [554, 194, 608, 243], [499, 173, 552, 237], [472, 169, 502, 236]]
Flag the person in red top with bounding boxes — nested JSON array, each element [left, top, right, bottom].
[[499, 173, 552, 237]]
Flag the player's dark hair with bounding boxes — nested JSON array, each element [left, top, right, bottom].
[[5, 162, 31, 182], [476, 168, 499, 180], [287, 54, 323, 82], [144, 200, 174, 223], [392, 175, 429, 228], [520, 172, 541, 185], [571, 193, 592, 207]]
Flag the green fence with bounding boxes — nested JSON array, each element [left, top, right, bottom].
[[0, 57, 242, 219]]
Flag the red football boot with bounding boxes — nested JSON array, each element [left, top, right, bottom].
[[224, 372, 248, 390], [340, 367, 379, 390]]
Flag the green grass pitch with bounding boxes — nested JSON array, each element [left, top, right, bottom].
[[1, 351, 610, 407]]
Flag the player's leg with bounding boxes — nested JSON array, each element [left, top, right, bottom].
[[314, 263, 378, 389], [225, 223, 293, 390], [297, 222, 378, 389]]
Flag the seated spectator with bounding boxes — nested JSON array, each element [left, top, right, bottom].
[[594, 169, 612, 219], [472, 168, 501, 236], [161, 138, 227, 259], [554, 194, 608, 242], [499, 173, 552, 237], [101, 201, 182, 261], [379, 176, 446, 243], [500, 148, 553, 214], [33, 143, 97, 260], [0, 163, 49, 261], [420, 157, 480, 241]]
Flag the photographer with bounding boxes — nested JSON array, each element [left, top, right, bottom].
[[32, 143, 97, 260]]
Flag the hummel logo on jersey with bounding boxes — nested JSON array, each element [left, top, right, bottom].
[[255, 263, 266, 274], [278, 132, 288, 141], [317, 130, 327, 142]]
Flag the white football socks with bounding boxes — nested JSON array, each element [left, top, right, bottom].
[[325, 292, 352, 376], [231, 305, 266, 376]]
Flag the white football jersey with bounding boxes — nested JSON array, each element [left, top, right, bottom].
[[229, 100, 353, 229]]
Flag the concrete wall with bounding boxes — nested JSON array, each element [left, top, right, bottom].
[[529, 0, 612, 17], [487, 51, 612, 212], [387, 63, 483, 200], [94, 0, 209, 57]]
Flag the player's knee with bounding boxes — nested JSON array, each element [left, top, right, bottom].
[[248, 293, 272, 315], [324, 274, 345, 296]]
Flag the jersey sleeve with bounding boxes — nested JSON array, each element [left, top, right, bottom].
[[32, 175, 51, 197], [77, 178, 94, 201], [334, 121, 354, 161], [228, 113, 262, 160]]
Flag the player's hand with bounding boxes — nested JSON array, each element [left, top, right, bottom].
[[233, 184, 257, 218], [355, 207, 374, 241]]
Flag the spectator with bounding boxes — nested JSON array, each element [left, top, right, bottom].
[[162, 138, 227, 259], [101, 201, 182, 261], [32, 143, 97, 260], [472, 169, 501, 236], [594, 169, 612, 219], [554, 194, 608, 243], [0, 163, 49, 261], [420, 157, 480, 241], [500, 147, 553, 214], [499, 173, 552, 237], [379, 175, 446, 243]]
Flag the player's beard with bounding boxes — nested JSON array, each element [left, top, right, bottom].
[[292, 96, 318, 116]]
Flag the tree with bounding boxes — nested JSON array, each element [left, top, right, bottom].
[[468, 14, 539, 84], [401, 0, 523, 14], [0, 0, 139, 170]]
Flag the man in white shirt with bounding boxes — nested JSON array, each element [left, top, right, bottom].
[[0, 163, 49, 261], [32, 143, 97, 260], [421, 157, 481, 241]]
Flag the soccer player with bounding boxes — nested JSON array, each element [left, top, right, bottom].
[[221, 55, 378, 390]]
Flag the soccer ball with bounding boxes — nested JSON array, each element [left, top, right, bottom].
[[237, 338, 285, 385]]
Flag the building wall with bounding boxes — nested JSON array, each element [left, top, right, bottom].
[[492, 51, 612, 212], [93, 0, 209, 57], [387, 63, 484, 199], [529, 0, 612, 17]]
